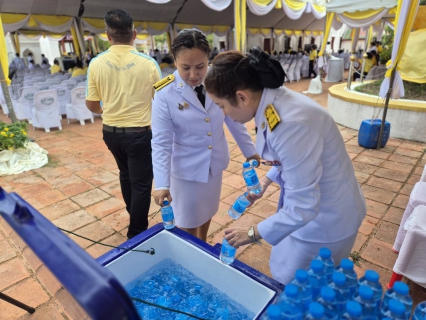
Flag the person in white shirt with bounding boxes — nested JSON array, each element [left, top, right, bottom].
[[369, 41, 378, 53], [204, 48, 366, 284], [12, 53, 26, 69], [27, 52, 34, 65]]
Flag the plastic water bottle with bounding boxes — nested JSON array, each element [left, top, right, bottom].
[[305, 302, 326, 320], [161, 200, 175, 229], [242, 162, 261, 194], [352, 285, 377, 318], [336, 258, 358, 296], [314, 248, 335, 282], [276, 284, 303, 319], [357, 270, 383, 309], [219, 238, 236, 265], [306, 260, 327, 300], [249, 159, 259, 167], [263, 305, 282, 320], [381, 299, 407, 319], [413, 301, 426, 320], [316, 287, 339, 320], [328, 272, 351, 314], [382, 281, 413, 318], [228, 192, 250, 219], [341, 301, 363, 319], [290, 269, 312, 312]]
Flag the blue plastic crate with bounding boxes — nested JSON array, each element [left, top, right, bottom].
[[358, 119, 391, 149]]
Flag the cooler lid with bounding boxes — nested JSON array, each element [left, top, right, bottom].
[[0, 188, 140, 320]]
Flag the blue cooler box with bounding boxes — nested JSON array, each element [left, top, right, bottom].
[[0, 188, 283, 319], [358, 119, 391, 149]]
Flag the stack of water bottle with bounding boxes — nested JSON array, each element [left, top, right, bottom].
[[263, 248, 426, 319], [220, 160, 262, 265]]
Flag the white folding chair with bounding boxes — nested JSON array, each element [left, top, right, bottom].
[[66, 87, 94, 125], [33, 82, 51, 91], [61, 80, 78, 101], [295, 61, 303, 82], [32, 76, 45, 82], [62, 73, 72, 80], [22, 80, 38, 87], [45, 74, 56, 80], [77, 82, 86, 88], [72, 75, 87, 83], [46, 78, 62, 85], [49, 85, 69, 116], [18, 86, 39, 123], [32, 90, 62, 132]]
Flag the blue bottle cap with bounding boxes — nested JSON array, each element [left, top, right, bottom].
[[320, 287, 336, 302], [163, 200, 170, 206], [267, 305, 281, 319], [332, 272, 346, 285], [310, 260, 324, 273], [243, 162, 250, 168], [365, 270, 379, 282], [309, 302, 324, 318], [340, 258, 354, 271], [243, 191, 249, 197], [319, 247, 331, 259], [388, 299, 405, 315], [284, 284, 299, 298], [359, 286, 374, 300], [251, 160, 259, 167], [346, 301, 362, 317], [295, 269, 308, 282], [393, 282, 409, 295]]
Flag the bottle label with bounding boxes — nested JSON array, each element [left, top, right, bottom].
[[244, 172, 259, 187], [232, 200, 246, 213]]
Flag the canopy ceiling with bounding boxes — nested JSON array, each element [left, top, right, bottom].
[[0, 0, 325, 30]]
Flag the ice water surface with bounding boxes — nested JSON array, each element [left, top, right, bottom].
[[125, 259, 255, 320]]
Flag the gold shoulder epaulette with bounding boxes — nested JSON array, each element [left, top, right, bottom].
[[153, 74, 175, 91], [265, 104, 281, 131]]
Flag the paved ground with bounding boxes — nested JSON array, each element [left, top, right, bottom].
[[1, 78, 425, 319]]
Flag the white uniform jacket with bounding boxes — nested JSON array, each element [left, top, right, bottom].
[[256, 87, 366, 245], [152, 71, 256, 187]]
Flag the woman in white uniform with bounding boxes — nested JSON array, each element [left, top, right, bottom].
[[204, 48, 366, 284], [152, 29, 259, 241]]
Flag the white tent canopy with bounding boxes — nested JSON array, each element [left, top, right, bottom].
[[0, 0, 324, 30]]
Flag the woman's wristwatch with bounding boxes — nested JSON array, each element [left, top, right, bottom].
[[248, 226, 256, 243]]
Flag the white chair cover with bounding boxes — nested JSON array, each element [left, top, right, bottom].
[[61, 80, 77, 102], [18, 87, 39, 122], [301, 56, 310, 78], [77, 82, 86, 88], [32, 76, 45, 82], [32, 90, 62, 132], [45, 74, 56, 79], [63, 73, 72, 79], [287, 62, 297, 82], [46, 78, 62, 84], [49, 85, 69, 115], [22, 80, 37, 87], [307, 75, 323, 94], [33, 82, 51, 91], [66, 87, 94, 125], [295, 60, 303, 82]]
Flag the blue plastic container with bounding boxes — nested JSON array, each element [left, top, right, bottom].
[[0, 187, 283, 319], [358, 119, 391, 149]]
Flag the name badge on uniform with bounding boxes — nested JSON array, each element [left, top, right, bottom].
[[178, 102, 189, 110]]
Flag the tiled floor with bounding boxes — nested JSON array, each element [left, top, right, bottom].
[[1, 78, 425, 319]]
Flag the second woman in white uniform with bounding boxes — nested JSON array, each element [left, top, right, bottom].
[[205, 48, 366, 284], [152, 29, 259, 241]]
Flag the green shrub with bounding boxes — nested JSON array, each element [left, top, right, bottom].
[[0, 121, 30, 151]]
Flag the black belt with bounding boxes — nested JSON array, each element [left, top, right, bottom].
[[103, 124, 151, 133]]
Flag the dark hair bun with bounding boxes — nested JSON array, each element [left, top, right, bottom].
[[247, 47, 285, 88]]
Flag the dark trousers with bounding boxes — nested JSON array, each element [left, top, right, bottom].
[[353, 71, 368, 82], [103, 130, 153, 238], [309, 60, 317, 78]]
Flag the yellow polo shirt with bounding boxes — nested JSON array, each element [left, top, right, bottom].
[[86, 45, 161, 127], [71, 67, 87, 78], [364, 59, 373, 73], [51, 64, 61, 74], [309, 50, 317, 61]]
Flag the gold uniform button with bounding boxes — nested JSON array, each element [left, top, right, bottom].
[[208, 145, 212, 149], [207, 132, 212, 136], [205, 118, 210, 122], [261, 122, 265, 129]]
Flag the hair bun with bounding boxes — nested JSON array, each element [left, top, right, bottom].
[[247, 47, 285, 88]]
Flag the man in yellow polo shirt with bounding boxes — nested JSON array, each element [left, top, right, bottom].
[[51, 59, 62, 74], [86, 9, 161, 239], [308, 44, 318, 78]]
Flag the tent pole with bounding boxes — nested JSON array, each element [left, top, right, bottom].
[[0, 67, 18, 123], [377, 65, 397, 149]]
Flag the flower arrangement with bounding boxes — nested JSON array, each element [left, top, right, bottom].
[[0, 121, 30, 151]]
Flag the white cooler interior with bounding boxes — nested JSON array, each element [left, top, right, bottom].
[[105, 230, 275, 318]]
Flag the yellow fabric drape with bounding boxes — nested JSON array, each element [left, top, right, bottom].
[[313, 4, 326, 13], [248, 28, 260, 35], [386, 0, 420, 79], [284, 30, 294, 36], [399, 29, 426, 83], [235, 0, 241, 51], [214, 26, 230, 33], [137, 34, 149, 41], [274, 29, 284, 36], [0, 13, 28, 24], [294, 30, 303, 36], [412, 6, 426, 30], [146, 22, 169, 31], [319, 12, 335, 57], [70, 26, 81, 57], [241, 0, 247, 52], [14, 33, 20, 55], [83, 18, 105, 29], [252, 0, 272, 5], [0, 16, 10, 85], [285, 0, 306, 11], [342, 8, 384, 20], [28, 15, 72, 28], [367, 26, 374, 47], [275, 0, 282, 9], [176, 24, 193, 30]]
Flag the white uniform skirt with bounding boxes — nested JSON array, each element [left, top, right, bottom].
[[170, 171, 222, 228], [270, 233, 358, 285]]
